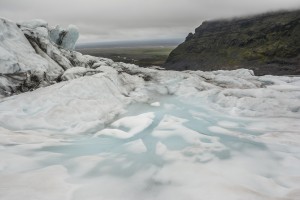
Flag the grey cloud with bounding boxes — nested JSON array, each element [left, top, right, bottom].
[[1, 0, 299, 42]]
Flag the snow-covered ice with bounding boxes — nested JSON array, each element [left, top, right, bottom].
[[150, 102, 160, 107], [0, 67, 300, 200]]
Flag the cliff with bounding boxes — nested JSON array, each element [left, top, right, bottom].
[[164, 10, 300, 75]]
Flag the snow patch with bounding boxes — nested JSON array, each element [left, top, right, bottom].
[[112, 112, 155, 136]]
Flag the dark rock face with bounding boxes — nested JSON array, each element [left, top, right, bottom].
[[164, 10, 300, 75]]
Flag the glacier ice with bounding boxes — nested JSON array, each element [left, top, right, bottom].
[[0, 65, 299, 200], [61, 67, 102, 81], [17, 19, 48, 29], [0, 19, 49, 74], [61, 25, 79, 50], [0, 46, 20, 74], [49, 25, 62, 45], [0, 17, 300, 200], [49, 24, 79, 50], [0, 18, 109, 96]]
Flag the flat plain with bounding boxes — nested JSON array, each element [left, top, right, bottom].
[[76, 46, 175, 67]]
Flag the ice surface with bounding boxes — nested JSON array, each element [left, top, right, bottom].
[[49, 25, 62, 44], [0, 18, 49, 73], [17, 19, 48, 29], [150, 102, 160, 107], [0, 46, 20, 74], [111, 112, 155, 136], [61, 67, 102, 80], [61, 25, 79, 50], [0, 67, 300, 200], [49, 24, 79, 50]]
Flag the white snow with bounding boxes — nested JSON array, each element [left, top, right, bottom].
[[94, 128, 129, 139], [111, 112, 155, 136], [18, 19, 48, 29], [0, 165, 75, 200], [0, 73, 132, 133], [123, 139, 147, 153], [61, 67, 102, 81], [1, 64, 300, 200], [0, 18, 49, 73], [0, 46, 20, 74], [150, 102, 160, 107]]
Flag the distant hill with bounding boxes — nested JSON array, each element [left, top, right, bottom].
[[76, 38, 183, 49], [164, 10, 300, 75], [75, 39, 182, 67]]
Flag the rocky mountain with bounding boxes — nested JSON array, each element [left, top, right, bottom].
[[164, 10, 300, 75]]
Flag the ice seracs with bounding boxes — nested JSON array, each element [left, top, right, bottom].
[[49, 24, 79, 50], [61, 25, 79, 50], [0, 18, 108, 96]]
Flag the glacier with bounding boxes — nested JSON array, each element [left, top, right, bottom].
[[0, 18, 300, 200]]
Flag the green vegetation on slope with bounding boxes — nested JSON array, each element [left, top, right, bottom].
[[165, 10, 300, 75]]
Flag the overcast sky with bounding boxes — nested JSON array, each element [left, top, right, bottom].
[[1, 0, 299, 42]]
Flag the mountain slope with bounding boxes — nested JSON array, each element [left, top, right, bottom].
[[164, 10, 300, 75]]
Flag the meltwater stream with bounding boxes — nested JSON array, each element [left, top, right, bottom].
[[1, 95, 299, 200]]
